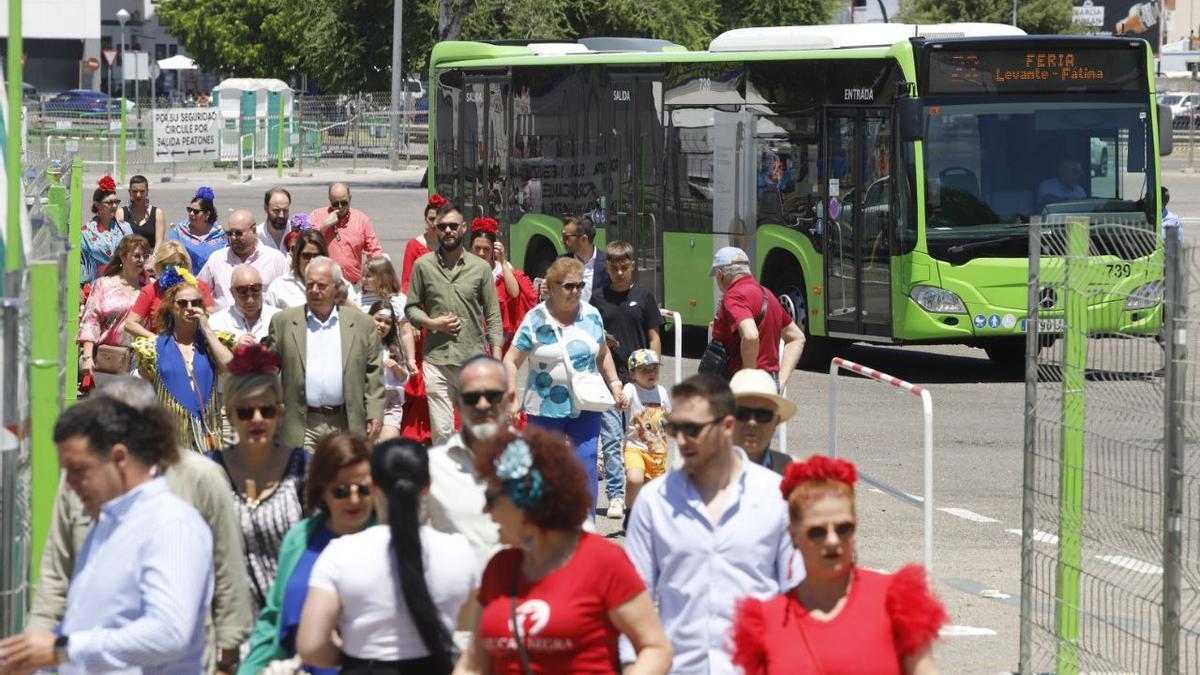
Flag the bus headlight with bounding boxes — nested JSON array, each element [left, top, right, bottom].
[[909, 285, 967, 314], [1124, 281, 1164, 310]]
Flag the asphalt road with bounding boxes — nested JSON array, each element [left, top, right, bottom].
[[120, 162, 1200, 674]]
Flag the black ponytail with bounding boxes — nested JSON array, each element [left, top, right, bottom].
[[370, 439, 451, 671]]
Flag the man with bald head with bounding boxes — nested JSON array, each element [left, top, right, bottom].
[[209, 264, 278, 346], [307, 182, 384, 286], [197, 208, 288, 310]]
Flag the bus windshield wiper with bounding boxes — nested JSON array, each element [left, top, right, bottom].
[[946, 234, 1027, 256]]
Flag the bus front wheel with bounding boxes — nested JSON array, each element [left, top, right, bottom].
[[984, 338, 1026, 372], [776, 278, 836, 371]]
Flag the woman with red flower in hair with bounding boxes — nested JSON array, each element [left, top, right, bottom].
[[81, 175, 133, 285], [729, 455, 948, 675], [396, 194, 447, 444], [469, 216, 537, 352]]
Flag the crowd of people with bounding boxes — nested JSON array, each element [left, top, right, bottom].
[[0, 175, 950, 674]]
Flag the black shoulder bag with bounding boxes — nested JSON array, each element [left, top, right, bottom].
[[698, 287, 769, 378], [511, 563, 535, 675]]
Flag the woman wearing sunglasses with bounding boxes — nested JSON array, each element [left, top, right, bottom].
[[205, 343, 308, 621], [165, 186, 227, 275], [299, 438, 476, 674], [131, 271, 235, 453], [730, 455, 947, 675], [266, 229, 361, 310], [125, 240, 217, 339], [81, 175, 133, 286], [78, 234, 150, 385], [503, 256, 627, 506], [240, 432, 376, 675]]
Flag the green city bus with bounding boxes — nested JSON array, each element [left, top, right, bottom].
[[427, 23, 1171, 367]]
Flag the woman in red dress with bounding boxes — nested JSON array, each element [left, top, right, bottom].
[[729, 455, 947, 675], [454, 425, 671, 674], [398, 194, 445, 444], [468, 217, 537, 353]]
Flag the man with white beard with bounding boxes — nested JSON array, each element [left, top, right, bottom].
[[424, 355, 511, 570]]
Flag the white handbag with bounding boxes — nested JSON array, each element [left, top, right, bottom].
[[555, 324, 615, 413]]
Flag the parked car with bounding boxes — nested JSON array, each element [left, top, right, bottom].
[[44, 89, 133, 115]]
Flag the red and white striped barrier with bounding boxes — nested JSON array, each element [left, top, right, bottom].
[[828, 357, 935, 572]]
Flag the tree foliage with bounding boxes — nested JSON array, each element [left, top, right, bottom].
[[156, 0, 843, 93], [897, 0, 1077, 35]]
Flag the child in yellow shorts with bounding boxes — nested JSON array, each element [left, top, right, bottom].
[[622, 349, 672, 510]]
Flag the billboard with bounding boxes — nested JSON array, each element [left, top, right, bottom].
[[1075, 0, 1169, 52]]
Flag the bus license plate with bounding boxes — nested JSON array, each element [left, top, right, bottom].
[[1020, 318, 1064, 333]]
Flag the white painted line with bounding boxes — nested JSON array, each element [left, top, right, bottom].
[[979, 589, 1012, 600], [867, 487, 883, 494], [1006, 528, 1059, 545], [939, 625, 997, 637], [939, 507, 1000, 523], [1095, 555, 1163, 575]]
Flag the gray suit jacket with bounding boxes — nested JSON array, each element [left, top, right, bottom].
[[269, 304, 384, 449]]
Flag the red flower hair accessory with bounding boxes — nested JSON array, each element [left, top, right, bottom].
[[226, 343, 280, 376], [472, 217, 499, 235], [779, 455, 858, 500], [427, 193, 448, 210], [97, 176, 117, 193]]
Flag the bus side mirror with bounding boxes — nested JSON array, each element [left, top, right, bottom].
[[1159, 103, 1173, 156], [899, 97, 923, 142]]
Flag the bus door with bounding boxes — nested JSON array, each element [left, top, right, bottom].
[[608, 73, 664, 300], [823, 108, 894, 338], [461, 72, 511, 223]]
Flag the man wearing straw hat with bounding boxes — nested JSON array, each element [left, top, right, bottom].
[[729, 368, 795, 476]]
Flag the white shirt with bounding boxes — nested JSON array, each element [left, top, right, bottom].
[[308, 525, 478, 661], [196, 244, 290, 310], [266, 271, 362, 311], [209, 303, 279, 342], [622, 382, 671, 451], [258, 220, 288, 252], [579, 247, 598, 299], [425, 432, 500, 570], [305, 306, 345, 406]]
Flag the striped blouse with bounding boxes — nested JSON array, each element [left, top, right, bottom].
[[208, 447, 308, 615]]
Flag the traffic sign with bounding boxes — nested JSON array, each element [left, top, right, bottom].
[[102, 50, 118, 67], [84, 57, 100, 73]]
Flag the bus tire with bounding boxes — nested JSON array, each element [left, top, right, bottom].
[[984, 338, 1026, 372], [525, 237, 557, 280], [775, 276, 836, 371]]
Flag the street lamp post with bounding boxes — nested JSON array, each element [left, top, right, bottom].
[[116, 8, 129, 99]]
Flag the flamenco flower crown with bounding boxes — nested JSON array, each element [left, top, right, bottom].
[[494, 438, 546, 509], [427, 193, 448, 210], [227, 343, 281, 376], [194, 186, 215, 202], [289, 213, 313, 231], [779, 455, 858, 501], [472, 217, 499, 235], [97, 176, 117, 193], [157, 266, 198, 292]]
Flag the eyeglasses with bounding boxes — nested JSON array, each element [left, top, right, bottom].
[[805, 521, 857, 543], [175, 298, 205, 309], [663, 418, 720, 439], [233, 284, 263, 297], [461, 389, 505, 406], [186, 207, 204, 216], [435, 221, 461, 231], [227, 228, 251, 238], [735, 407, 776, 424], [330, 200, 350, 208], [329, 482, 371, 500], [300, 252, 319, 261], [235, 405, 278, 421], [558, 282, 585, 292], [101, 199, 121, 206], [484, 487, 504, 509]]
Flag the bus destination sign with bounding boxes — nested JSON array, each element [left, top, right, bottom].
[[925, 48, 1142, 94]]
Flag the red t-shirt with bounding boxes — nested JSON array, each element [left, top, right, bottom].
[[129, 281, 215, 332], [712, 275, 792, 375], [477, 532, 645, 674]]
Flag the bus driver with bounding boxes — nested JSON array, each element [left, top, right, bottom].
[[1037, 158, 1088, 209]]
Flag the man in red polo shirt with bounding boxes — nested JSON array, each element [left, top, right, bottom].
[[308, 182, 385, 286], [710, 246, 805, 387]]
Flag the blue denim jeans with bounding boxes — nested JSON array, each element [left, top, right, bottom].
[[599, 407, 626, 501], [527, 411, 602, 506]]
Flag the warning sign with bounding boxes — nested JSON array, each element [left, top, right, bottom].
[[152, 108, 220, 163]]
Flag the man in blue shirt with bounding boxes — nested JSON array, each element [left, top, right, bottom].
[[0, 397, 213, 673], [1037, 158, 1088, 210], [622, 373, 798, 674]]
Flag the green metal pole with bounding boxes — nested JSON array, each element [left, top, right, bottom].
[[28, 261, 61, 582], [4, 0, 24, 289], [277, 102, 285, 178], [119, 98, 127, 183], [65, 159, 82, 405], [1055, 216, 1089, 675]]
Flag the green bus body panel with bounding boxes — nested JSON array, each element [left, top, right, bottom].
[[507, 214, 605, 274], [663, 232, 715, 326], [755, 225, 825, 336]]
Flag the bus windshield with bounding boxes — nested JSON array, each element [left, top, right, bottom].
[[922, 101, 1156, 264]]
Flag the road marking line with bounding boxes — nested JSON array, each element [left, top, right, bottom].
[[1006, 528, 1059, 545], [939, 625, 997, 637], [939, 507, 1000, 523], [1095, 555, 1163, 575]]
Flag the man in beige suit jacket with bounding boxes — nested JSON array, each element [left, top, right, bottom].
[[269, 256, 384, 449]]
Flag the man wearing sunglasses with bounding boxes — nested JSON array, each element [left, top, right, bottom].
[[197, 209, 288, 311], [729, 368, 795, 476], [425, 355, 511, 570], [558, 215, 609, 300], [306, 182, 384, 286], [621, 373, 797, 675], [209, 265, 279, 348]]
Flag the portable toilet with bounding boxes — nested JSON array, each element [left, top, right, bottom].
[[212, 78, 293, 162]]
